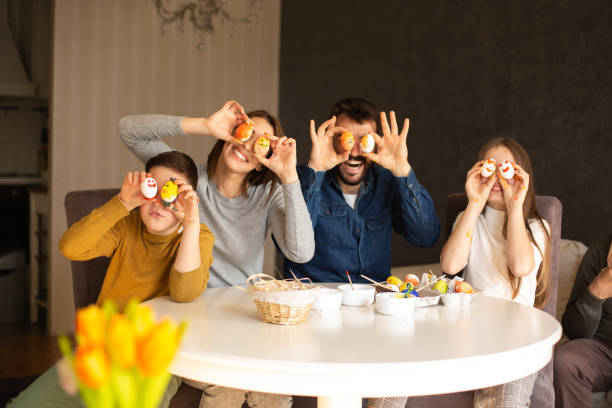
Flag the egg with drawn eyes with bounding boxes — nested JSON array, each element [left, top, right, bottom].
[[340, 131, 355, 151], [141, 177, 157, 199], [160, 179, 179, 204], [360, 133, 375, 153], [253, 135, 271, 156], [481, 158, 496, 178], [498, 160, 515, 179]]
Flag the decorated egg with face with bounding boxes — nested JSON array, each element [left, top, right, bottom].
[[498, 160, 515, 179], [339, 131, 355, 151], [359, 133, 375, 153], [233, 122, 254, 143], [253, 135, 271, 156], [404, 274, 420, 287], [141, 177, 157, 199], [160, 178, 179, 205], [481, 158, 496, 178]]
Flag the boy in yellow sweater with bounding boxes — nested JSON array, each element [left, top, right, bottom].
[[8, 151, 214, 408]]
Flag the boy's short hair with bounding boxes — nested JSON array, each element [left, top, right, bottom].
[[329, 97, 380, 130], [145, 151, 198, 189]]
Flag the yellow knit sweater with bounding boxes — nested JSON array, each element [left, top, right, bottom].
[[59, 195, 214, 309]]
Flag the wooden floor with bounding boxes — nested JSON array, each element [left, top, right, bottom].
[[0, 320, 62, 379]]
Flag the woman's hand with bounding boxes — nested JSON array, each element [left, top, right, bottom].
[[363, 111, 411, 177], [172, 184, 200, 225], [465, 161, 495, 208], [197, 100, 250, 142], [307, 116, 350, 171], [255, 136, 299, 184], [117, 171, 149, 211], [499, 162, 529, 211]]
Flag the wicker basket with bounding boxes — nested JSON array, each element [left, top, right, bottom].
[[240, 274, 319, 325]]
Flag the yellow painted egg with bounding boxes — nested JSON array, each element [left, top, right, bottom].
[[386, 275, 402, 287], [340, 131, 355, 151], [160, 179, 178, 204], [254, 135, 271, 156]]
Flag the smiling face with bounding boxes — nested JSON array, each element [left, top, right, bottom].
[[481, 146, 516, 210], [221, 116, 274, 174], [333, 115, 376, 192], [139, 166, 187, 235]]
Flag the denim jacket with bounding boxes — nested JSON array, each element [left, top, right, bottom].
[[283, 164, 440, 283]]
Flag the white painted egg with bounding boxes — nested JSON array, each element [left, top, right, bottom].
[[481, 158, 496, 177], [499, 160, 515, 179], [141, 177, 157, 199], [360, 133, 375, 153]]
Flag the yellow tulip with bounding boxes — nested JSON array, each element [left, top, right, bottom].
[[130, 304, 156, 340], [75, 305, 106, 347], [108, 314, 136, 368], [74, 344, 111, 389], [137, 320, 179, 377]]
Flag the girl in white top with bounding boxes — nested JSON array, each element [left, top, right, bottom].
[[441, 137, 551, 408]]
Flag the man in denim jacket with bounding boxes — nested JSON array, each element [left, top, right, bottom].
[[284, 97, 440, 283]]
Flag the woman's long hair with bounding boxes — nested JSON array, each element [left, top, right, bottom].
[[206, 110, 283, 201], [478, 138, 551, 309]]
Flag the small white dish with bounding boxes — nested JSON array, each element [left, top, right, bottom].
[[414, 289, 441, 308], [311, 288, 342, 312], [440, 292, 473, 307], [337, 284, 375, 306], [375, 292, 416, 316]]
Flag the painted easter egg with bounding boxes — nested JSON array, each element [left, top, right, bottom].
[[359, 133, 375, 153], [340, 131, 355, 151], [481, 158, 496, 178], [499, 160, 515, 179], [253, 135, 271, 156], [454, 281, 474, 294], [405, 274, 420, 287], [233, 122, 254, 142], [160, 179, 178, 204], [386, 275, 402, 287], [141, 177, 157, 199]]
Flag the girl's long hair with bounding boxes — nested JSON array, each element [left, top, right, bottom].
[[478, 138, 551, 309], [206, 110, 282, 201]]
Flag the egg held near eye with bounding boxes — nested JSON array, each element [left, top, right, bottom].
[[498, 160, 515, 179], [254, 135, 271, 156], [160, 179, 179, 205], [141, 178, 157, 199], [340, 131, 355, 151], [233, 122, 254, 143], [359, 133, 375, 154], [481, 158, 496, 178]]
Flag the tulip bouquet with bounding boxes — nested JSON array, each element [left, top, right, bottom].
[[58, 299, 187, 408]]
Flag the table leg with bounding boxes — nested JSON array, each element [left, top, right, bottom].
[[317, 395, 362, 408]]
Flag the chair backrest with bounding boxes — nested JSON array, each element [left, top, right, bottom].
[[64, 189, 120, 310], [445, 193, 563, 408]]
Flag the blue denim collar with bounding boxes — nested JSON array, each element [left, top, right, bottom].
[[325, 165, 376, 197]]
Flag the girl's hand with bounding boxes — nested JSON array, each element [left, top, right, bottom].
[[465, 161, 495, 208], [307, 116, 350, 171], [118, 171, 149, 211], [363, 111, 411, 177], [172, 184, 200, 225], [499, 162, 529, 211], [203, 100, 250, 142], [255, 136, 299, 184]]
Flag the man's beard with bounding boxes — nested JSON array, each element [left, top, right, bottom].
[[332, 156, 372, 186]]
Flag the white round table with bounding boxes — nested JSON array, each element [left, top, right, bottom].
[[147, 286, 561, 408]]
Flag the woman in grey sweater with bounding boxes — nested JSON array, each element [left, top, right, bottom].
[[119, 101, 314, 288], [119, 101, 314, 408]]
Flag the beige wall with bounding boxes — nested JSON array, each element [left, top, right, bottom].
[[50, 0, 281, 334]]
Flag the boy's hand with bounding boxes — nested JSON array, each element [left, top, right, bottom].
[[118, 171, 149, 211], [172, 184, 200, 225]]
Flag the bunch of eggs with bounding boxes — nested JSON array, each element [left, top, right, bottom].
[[481, 158, 514, 179], [386, 274, 420, 298], [339, 132, 376, 154], [385, 273, 474, 298]]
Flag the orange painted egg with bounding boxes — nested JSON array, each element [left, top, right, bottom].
[[340, 131, 355, 151], [234, 122, 254, 142]]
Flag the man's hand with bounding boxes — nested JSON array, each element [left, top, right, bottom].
[[117, 171, 149, 211], [255, 136, 299, 184], [363, 111, 411, 177], [307, 116, 350, 171], [589, 266, 612, 300], [172, 184, 200, 225], [202, 100, 250, 142]]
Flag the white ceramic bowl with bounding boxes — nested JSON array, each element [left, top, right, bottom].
[[337, 284, 375, 306], [311, 288, 342, 312], [440, 292, 473, 307], [375, 292, 416, 316]]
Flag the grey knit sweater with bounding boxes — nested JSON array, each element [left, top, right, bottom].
[[119, 114, 314, 287]]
